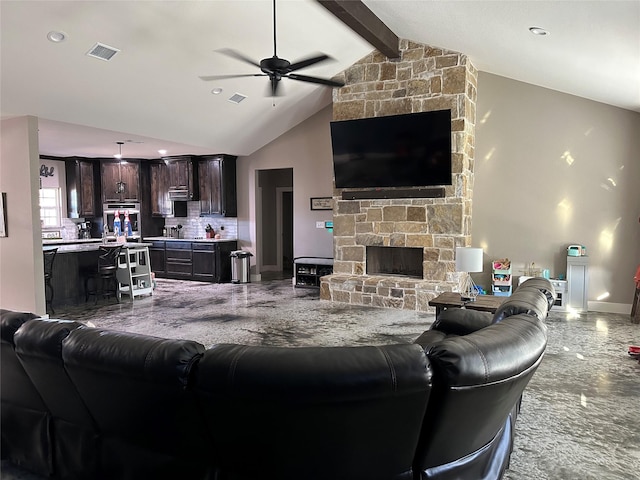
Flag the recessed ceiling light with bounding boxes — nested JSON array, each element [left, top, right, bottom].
[[158, 149, 167, 155], [529, 26, 549, 36], [47, 31, 66, 43], [211, 88, 223, 95]]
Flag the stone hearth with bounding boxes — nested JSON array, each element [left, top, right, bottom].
[[321, 40, 477, 312]]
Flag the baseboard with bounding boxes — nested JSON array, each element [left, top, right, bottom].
[[260, 265, 279, 272], [587, 301, 632, 314]]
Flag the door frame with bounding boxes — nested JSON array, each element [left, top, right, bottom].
[[276, 186, 293, 272]]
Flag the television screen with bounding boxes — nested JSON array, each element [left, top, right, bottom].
[[330, 110, 452, 189]]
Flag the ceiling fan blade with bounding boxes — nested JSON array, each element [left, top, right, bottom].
[[287, 73, 345, 88], [199, 73, 266, 81], [288, 54, 331, 72], [215, 48, 262, 68]]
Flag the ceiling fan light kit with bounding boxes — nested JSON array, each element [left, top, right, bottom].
[[199, 0, 344, 97]]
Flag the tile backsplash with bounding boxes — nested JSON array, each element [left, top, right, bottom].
[[164, 201, 238, 239]]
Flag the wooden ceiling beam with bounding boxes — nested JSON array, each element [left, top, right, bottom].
[[318, 0, 400, 59]]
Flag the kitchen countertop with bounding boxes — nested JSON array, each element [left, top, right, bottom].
[[42, 238, 104, 245], [43, 242, 151, 254], [143, 237, 238, 243]]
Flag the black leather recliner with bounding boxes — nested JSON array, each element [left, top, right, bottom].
[[14, 318, 100, 480], [193, 343, 433, 480], [61, 326, 208, 480], [0, 309, 52, 477], [518, 277, 557, 310], [413, 313, 548, 480]]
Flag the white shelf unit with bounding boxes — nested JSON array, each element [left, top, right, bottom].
[[492, 259, 512, 297], [567, 256, 589, 312], [117, 246, 153, 299]]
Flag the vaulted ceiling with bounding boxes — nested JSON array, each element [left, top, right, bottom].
[[1, 1, 638, 159]]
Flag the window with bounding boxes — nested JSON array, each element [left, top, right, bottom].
[[39, 188, 62, 227]]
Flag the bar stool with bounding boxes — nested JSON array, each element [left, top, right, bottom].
[[87, 245, 123, 304], [43, 248, 57, 314]]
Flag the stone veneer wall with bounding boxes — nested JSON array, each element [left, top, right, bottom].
[[320, 40, 477, 312]]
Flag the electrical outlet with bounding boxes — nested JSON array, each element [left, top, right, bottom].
[[316, 221, 325, 229]]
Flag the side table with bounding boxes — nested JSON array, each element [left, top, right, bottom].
[[428, 292, 505, 318]]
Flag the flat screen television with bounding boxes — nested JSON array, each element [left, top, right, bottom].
[[330, 109, 452, 189]]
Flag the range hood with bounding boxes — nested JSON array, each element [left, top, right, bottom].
[[168, 188, 190, 201]]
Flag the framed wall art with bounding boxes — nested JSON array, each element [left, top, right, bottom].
[[310, 197, 333, 211]]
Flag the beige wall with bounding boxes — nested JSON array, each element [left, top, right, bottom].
[[236, 106, 334, 277], [474, 73, 640, 310], [0, 116, 46, 314]]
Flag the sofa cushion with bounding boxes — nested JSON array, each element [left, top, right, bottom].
[[15, 318, 100, 479], [0, 309, 52, 477], [194, 343, 432, 480], [61, 326, 207, 480]]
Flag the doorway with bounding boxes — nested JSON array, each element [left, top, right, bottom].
[[256, 168, 293, 277]]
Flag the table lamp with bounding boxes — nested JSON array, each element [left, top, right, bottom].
[[456, 247, 484, 302]]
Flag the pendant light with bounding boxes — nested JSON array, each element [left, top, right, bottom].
[[114, 141, 126, 194]]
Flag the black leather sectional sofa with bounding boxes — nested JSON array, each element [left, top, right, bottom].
[[1, 278, 555, 480]]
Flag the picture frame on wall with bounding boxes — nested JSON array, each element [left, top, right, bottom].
[[310, 197, 333, 211], [0, 192, 7, 237]]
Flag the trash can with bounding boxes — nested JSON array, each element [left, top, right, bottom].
[[230, 250, 253, 284]]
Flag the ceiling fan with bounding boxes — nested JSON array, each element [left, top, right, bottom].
[[199, 0, 345, 97]]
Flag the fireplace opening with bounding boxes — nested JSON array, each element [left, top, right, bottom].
[[366, 246, 423, 278]]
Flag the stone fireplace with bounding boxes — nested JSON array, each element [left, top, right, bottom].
[[320, 40, 477, 312]]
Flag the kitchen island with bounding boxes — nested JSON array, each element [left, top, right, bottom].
[[43, 240, 152, 308], [144, 237, 238, 283]]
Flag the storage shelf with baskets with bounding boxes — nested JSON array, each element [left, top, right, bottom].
[[492, 259, 512, 296]]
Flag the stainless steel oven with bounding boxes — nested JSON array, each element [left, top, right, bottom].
[[103, 203, 141, 239]]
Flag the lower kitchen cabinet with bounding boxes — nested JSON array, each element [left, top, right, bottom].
[[149, 241, 166, 275], [150, 240, 237, 283], [165, 241, 193, 279]]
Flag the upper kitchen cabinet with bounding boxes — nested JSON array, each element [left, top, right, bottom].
[[198, 155, 237, 217], [166, 156, 198, 201], [102, 161, 140, 203], [65, 158, 100, 218], [149, 161, 172, 217]]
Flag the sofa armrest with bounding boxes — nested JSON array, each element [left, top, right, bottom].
[[431, 308, 493, 335], [414, 330, 448, 349]]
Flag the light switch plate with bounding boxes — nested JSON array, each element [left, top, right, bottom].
[[316, 221, 325, 229]]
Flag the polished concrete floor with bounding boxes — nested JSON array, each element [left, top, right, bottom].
[[3, 275, 640, 479]]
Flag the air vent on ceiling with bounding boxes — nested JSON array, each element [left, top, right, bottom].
[[228, 93, 247, 104], [86, 42, 120, 61]]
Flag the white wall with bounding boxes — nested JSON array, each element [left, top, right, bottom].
[[0, 116, 46, 314], [237, 106, 335, 276], [474, 73, 640, 310]]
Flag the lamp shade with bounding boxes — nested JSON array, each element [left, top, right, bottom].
[[455, 247, 483, 273]]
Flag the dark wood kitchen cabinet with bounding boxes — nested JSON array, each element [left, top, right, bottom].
[[149, 162, 172, 216], [102, 161, 140, 203], [152, 240, 237, 282], [65, 158, 99, 218], [164, 241, 193, 279], [149, 240, 166, 274], [167, 156, 198, 199], [198, 155, 237, 217], [192, 243, 216, 281]]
